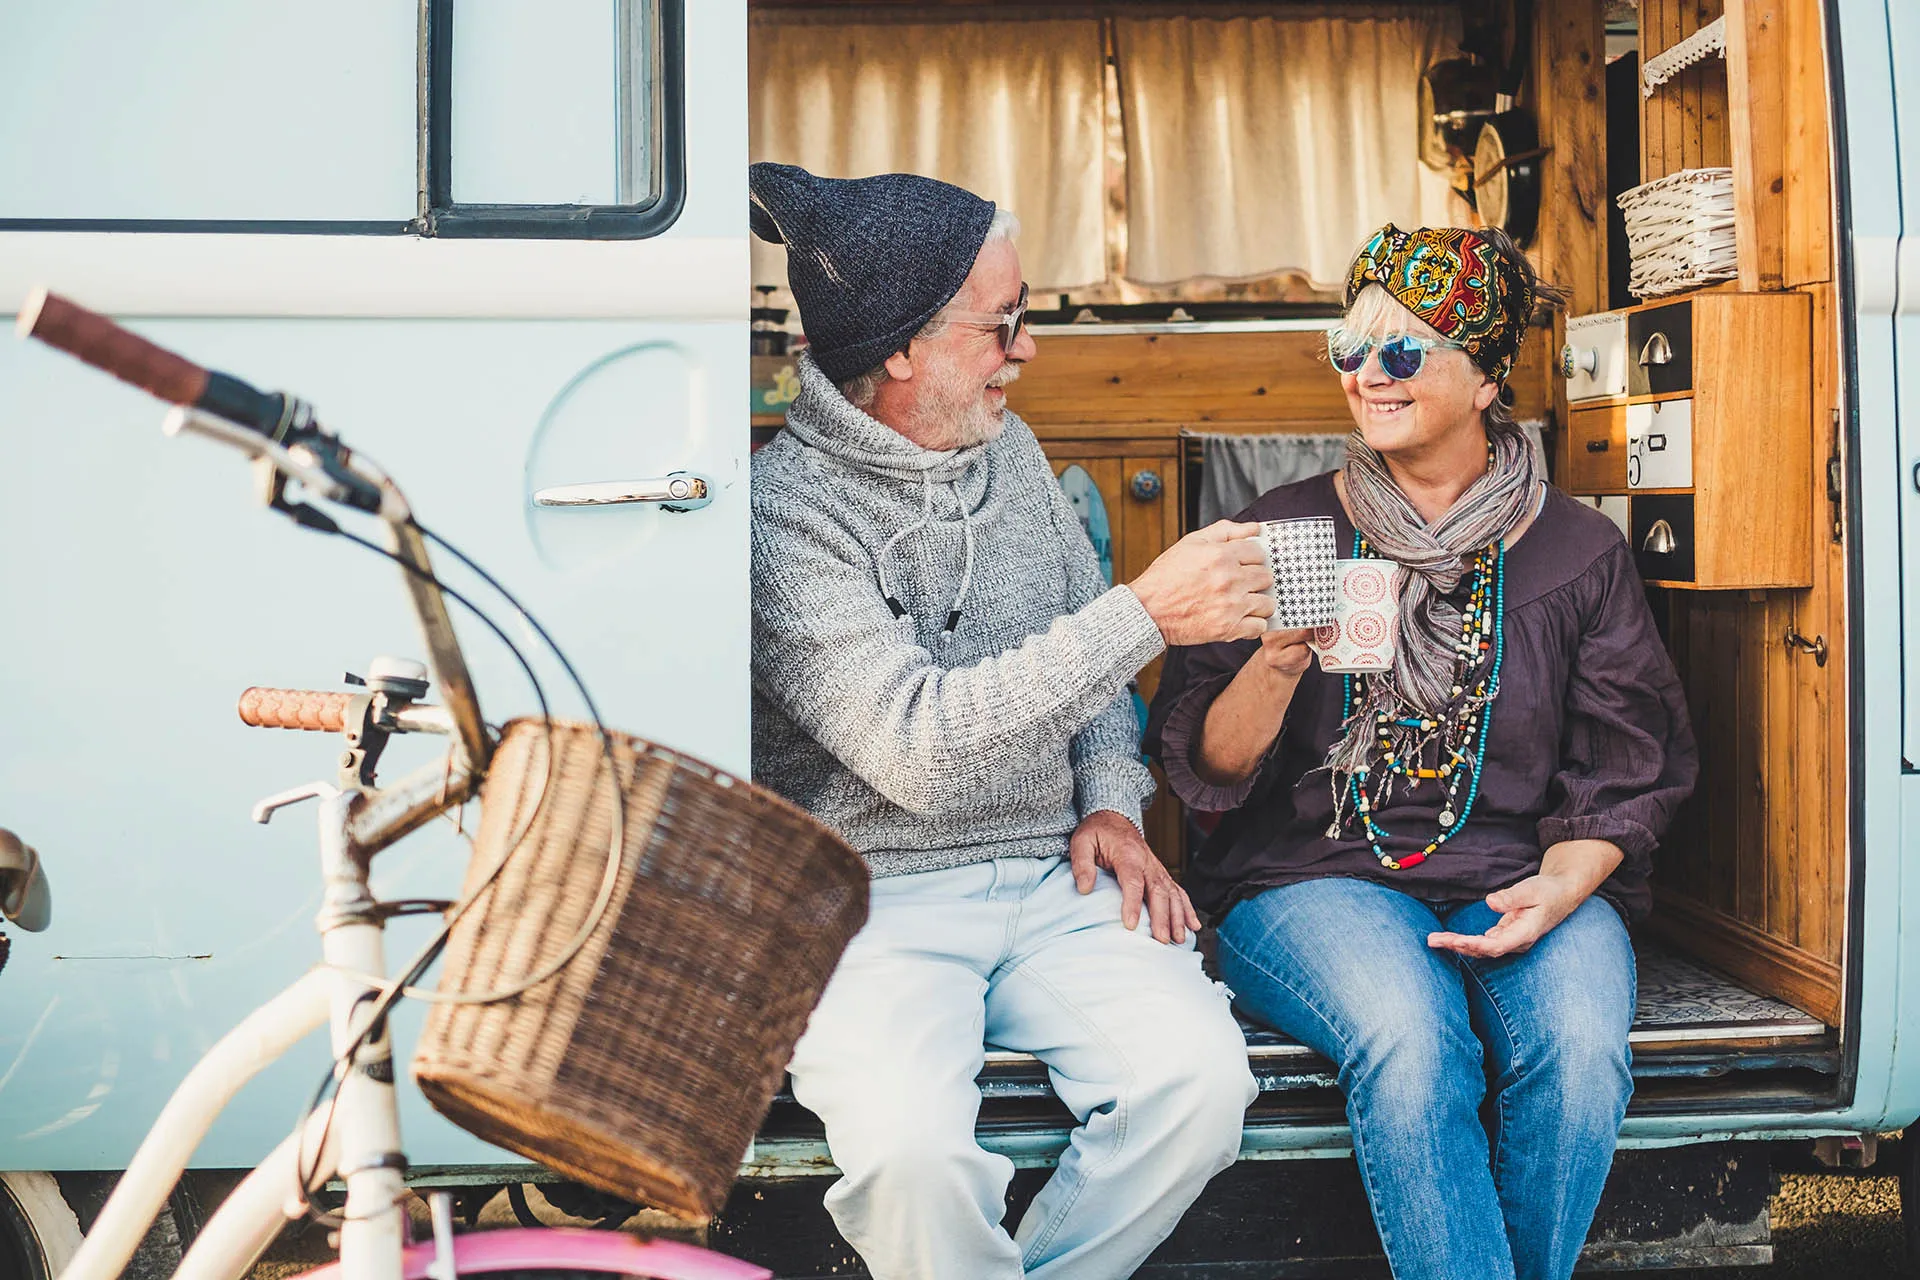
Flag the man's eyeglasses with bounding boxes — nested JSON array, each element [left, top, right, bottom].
[[940, 282, 1030, 353], [1326, 328, 1466, 381]]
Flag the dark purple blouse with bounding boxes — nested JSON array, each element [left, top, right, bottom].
[[1145, 473, 1698, 922]]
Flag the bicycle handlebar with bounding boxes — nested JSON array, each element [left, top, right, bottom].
[[238, 687, 460, 739], [237, 688, 352, 732], [17, 289, 299, 437]]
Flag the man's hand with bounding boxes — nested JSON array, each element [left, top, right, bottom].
[[1128, 521, 1274, 646], [1427, 839, 1625, 959], [1070, 810, 1202, 944]]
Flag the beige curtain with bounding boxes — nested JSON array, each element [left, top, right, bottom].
[[749, 17, 1109, 293], [1116, 13, 1460, 290]]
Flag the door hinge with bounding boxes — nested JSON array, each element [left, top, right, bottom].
[[1827, 409, 1844, 545]]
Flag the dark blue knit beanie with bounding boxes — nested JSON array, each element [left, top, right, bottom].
[[750, 163, 996, 383]]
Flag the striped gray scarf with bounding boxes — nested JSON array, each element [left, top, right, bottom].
[[1327, 426, 1541, 785]]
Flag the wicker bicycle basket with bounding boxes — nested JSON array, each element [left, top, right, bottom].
[[412, 718, 868, 1221]]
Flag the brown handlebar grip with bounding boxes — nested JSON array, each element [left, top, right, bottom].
[[16, 288, 210, 406], [237, 688, 353, 733]]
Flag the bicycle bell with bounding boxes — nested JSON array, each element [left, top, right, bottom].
[[365, 655, 431, 703]]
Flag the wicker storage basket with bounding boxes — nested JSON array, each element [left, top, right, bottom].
[[412, 719, 868, 1221], [1616, 167, 1738, 299]]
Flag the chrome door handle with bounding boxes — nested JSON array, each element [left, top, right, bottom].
[[1638, 331, 1673, 367], [531, 472, 712, 512]]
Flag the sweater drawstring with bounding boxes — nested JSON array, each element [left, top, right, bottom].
[[873, 471, 975, 643], [875, 472, 935, 618], [944, 482, 975, 644]]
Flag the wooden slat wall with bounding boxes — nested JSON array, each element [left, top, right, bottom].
[[1727, 0, 1835, 291], [1726, 0, 1786, 289], [1533, 0, 1607, 487], [1639, 0, 1730, 184]]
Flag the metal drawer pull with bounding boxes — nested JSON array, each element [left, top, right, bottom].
[[1783, 626, 1828, 667], [1642, 519, 1678, 554], [1638, 331, 1673, 368], [532, 472, 713, 512], [1586, 439, 1610, 452]]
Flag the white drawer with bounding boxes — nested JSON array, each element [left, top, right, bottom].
[[1626, 398, 1693, 490], [1561, 311, 1629, 402]]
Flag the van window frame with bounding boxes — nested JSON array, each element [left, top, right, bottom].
[[423, 0, 687, 239], [0, 0, 686, 240]]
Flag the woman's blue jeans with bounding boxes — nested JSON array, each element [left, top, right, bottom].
[[1217, 878, 1636, 1280]]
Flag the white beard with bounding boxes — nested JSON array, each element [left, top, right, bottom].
[[911, 359, 1020, 449]]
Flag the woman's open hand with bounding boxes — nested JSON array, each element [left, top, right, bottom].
[[1426, 839, 1625, 959], [1426, 870, 1586, 958]]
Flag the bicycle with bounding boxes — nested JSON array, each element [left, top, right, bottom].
[[14, 290, 864, 1280]]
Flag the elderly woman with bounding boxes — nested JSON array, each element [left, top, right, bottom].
[[1145, 225, 1697, 1280]]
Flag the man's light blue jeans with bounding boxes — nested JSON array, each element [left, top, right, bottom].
[[788, 855, 1257, 1280], [1217, 877, 1636, 1280]]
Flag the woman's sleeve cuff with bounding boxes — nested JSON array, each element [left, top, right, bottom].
[[1536, 813, 1658, 864], [1157, 673, 1263, 813]]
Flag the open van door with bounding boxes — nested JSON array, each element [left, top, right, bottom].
[[0, 1, 747, 1171]]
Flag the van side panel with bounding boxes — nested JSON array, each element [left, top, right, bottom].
[[0, 1, 746, 1170]]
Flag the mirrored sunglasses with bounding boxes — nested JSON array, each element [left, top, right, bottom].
[[1326, 328, 1467, 381]]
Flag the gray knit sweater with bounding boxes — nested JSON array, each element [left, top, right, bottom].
[[751, 354, 1166, 877]]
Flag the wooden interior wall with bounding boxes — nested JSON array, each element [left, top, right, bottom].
[[1649, 283, 1843, 1024], [1532, 0, 1608, 499], [1639, 0, 1731, 184], [1008, 330, 1551, 437], [1631, 0, 1845, 1024]]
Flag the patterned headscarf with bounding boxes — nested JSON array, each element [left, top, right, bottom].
[[1344, 224, 1535, 384]]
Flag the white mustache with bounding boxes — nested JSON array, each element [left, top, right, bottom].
[[987, 364, 1022, 389]]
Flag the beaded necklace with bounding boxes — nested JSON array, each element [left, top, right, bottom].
[[1329, 478, 1509, 871]]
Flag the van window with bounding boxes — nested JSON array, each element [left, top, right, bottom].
[[0, 0, 685, 239], [0, 1, 417, 227], [429, 0, 685, 238]]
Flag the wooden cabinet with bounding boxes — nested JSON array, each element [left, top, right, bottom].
[[1564, 404, 1628, 495], [1558, 291, 1812, 589], [1040, 434, 1186, 873]]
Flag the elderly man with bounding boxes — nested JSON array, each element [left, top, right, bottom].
[[749, 163, 1268, 1280]]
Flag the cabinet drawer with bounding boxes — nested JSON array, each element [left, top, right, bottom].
[[1562, 312, 1629, 402], [1627, 302, 1694, 397], [1631, 495, 1696, 584], [1626, 398, 1693, 490], [1565, 406, 1628, 494]]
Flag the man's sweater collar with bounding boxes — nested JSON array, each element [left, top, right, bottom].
[[783, 350, 987, 486]]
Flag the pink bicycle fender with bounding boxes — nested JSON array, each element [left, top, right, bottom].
[[294, 1228, 771, 1280]]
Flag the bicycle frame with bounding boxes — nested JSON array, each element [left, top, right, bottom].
[[62, 766, 767, 1280], [46, 408, 764, 1280]]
